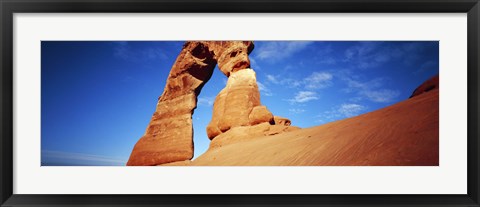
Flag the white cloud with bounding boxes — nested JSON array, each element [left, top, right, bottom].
[[304, 72, 333, 89], [339, 73, 400, 103], [317, 103, 367, 124], [249, 57, 261, 70], [266, 74, 278, 84], [344, 77, 384, 91], [338, 103, 366, 117], [257, 81, 273, 96], [289, 79, 303, 87], [266, 71, 333, 90], [343, 41, 437, 69], [288, 91, 319, 103], [361, 89, 400, 103], [198, 96, 215, 106], [265, 74, 301, 87], [343, 42, 390, 69], [289, 108, 306, 114], [255, 41, 313, 62]]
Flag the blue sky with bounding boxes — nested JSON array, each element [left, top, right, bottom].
[[41, 41, 439, 166]]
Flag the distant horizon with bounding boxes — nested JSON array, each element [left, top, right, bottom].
[[41, 41, 439, 166]]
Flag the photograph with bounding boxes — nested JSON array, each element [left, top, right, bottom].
[[41, 40, 439, 166], [3, 0, 478, 206]]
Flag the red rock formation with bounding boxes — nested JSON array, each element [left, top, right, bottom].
[[273, 116, 291, 126], [127, 41, 294, 166], [250, 106, 275, 126], [192, 84, 439, 166], [205, 41, 254, 77], [208, 122, 300, 150], [206, 69, 277, 139], [410, 75, 439, 98], [127, 42, 216, 166]]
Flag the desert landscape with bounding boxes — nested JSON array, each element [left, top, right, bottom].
[[126, 41, 439, 166]]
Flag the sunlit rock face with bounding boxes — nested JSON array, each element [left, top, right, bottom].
[[273, 116, 292, 126], [127, 41, 295, 166], [208, 122, 300, 150], [127, 42, 216, 166], [206, 69, 277, 140], [205, 41, 254, 77]]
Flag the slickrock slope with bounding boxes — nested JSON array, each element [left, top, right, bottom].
[[191, 79, 439, 166], [129, 40, 437, 166]]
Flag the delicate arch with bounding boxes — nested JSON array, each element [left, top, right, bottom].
[[127, 41, 282, 166]]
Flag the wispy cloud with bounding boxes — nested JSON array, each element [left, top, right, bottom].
[[257, 81, 273, 96], [266, 74, 277, 83], [361, 90, 400, 103], [266, 71, 333, 90], [340, 73, 400, 103], [113, 42, 168, 62], [265, 74, 302, 88], [255, 41, 313, 62], [343, 41, 437, 69], [317, 103, 367, 124], [42, 150, 125, 166], [268, 71, 334, 105], [249, 57, 261, 70], [198, 96, 215, 106], [414, 60, 439, 75], [337, 103, 366, 117], [343, 77, 384, 92], [288, 91, 319, 104], [304, 72, 333, 89], [289, 108, 306, 114], [313, 44, 337, 65], [343, 42, 391, 69]]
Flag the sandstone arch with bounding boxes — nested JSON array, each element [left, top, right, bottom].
[[127, 41, 293, 166]]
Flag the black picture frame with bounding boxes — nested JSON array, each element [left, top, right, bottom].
[[1, 0, 479, 206]]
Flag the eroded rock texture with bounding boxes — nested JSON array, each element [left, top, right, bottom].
[[205, 41, 254, 77], [127, 42, 216, 166], [127, 41, 295, 166], [273, 116, 292, 126], [206, 69, 275, 139], [208, 122, 300, 150]]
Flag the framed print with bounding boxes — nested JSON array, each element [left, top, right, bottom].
[[1, 0, 479, 206]]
